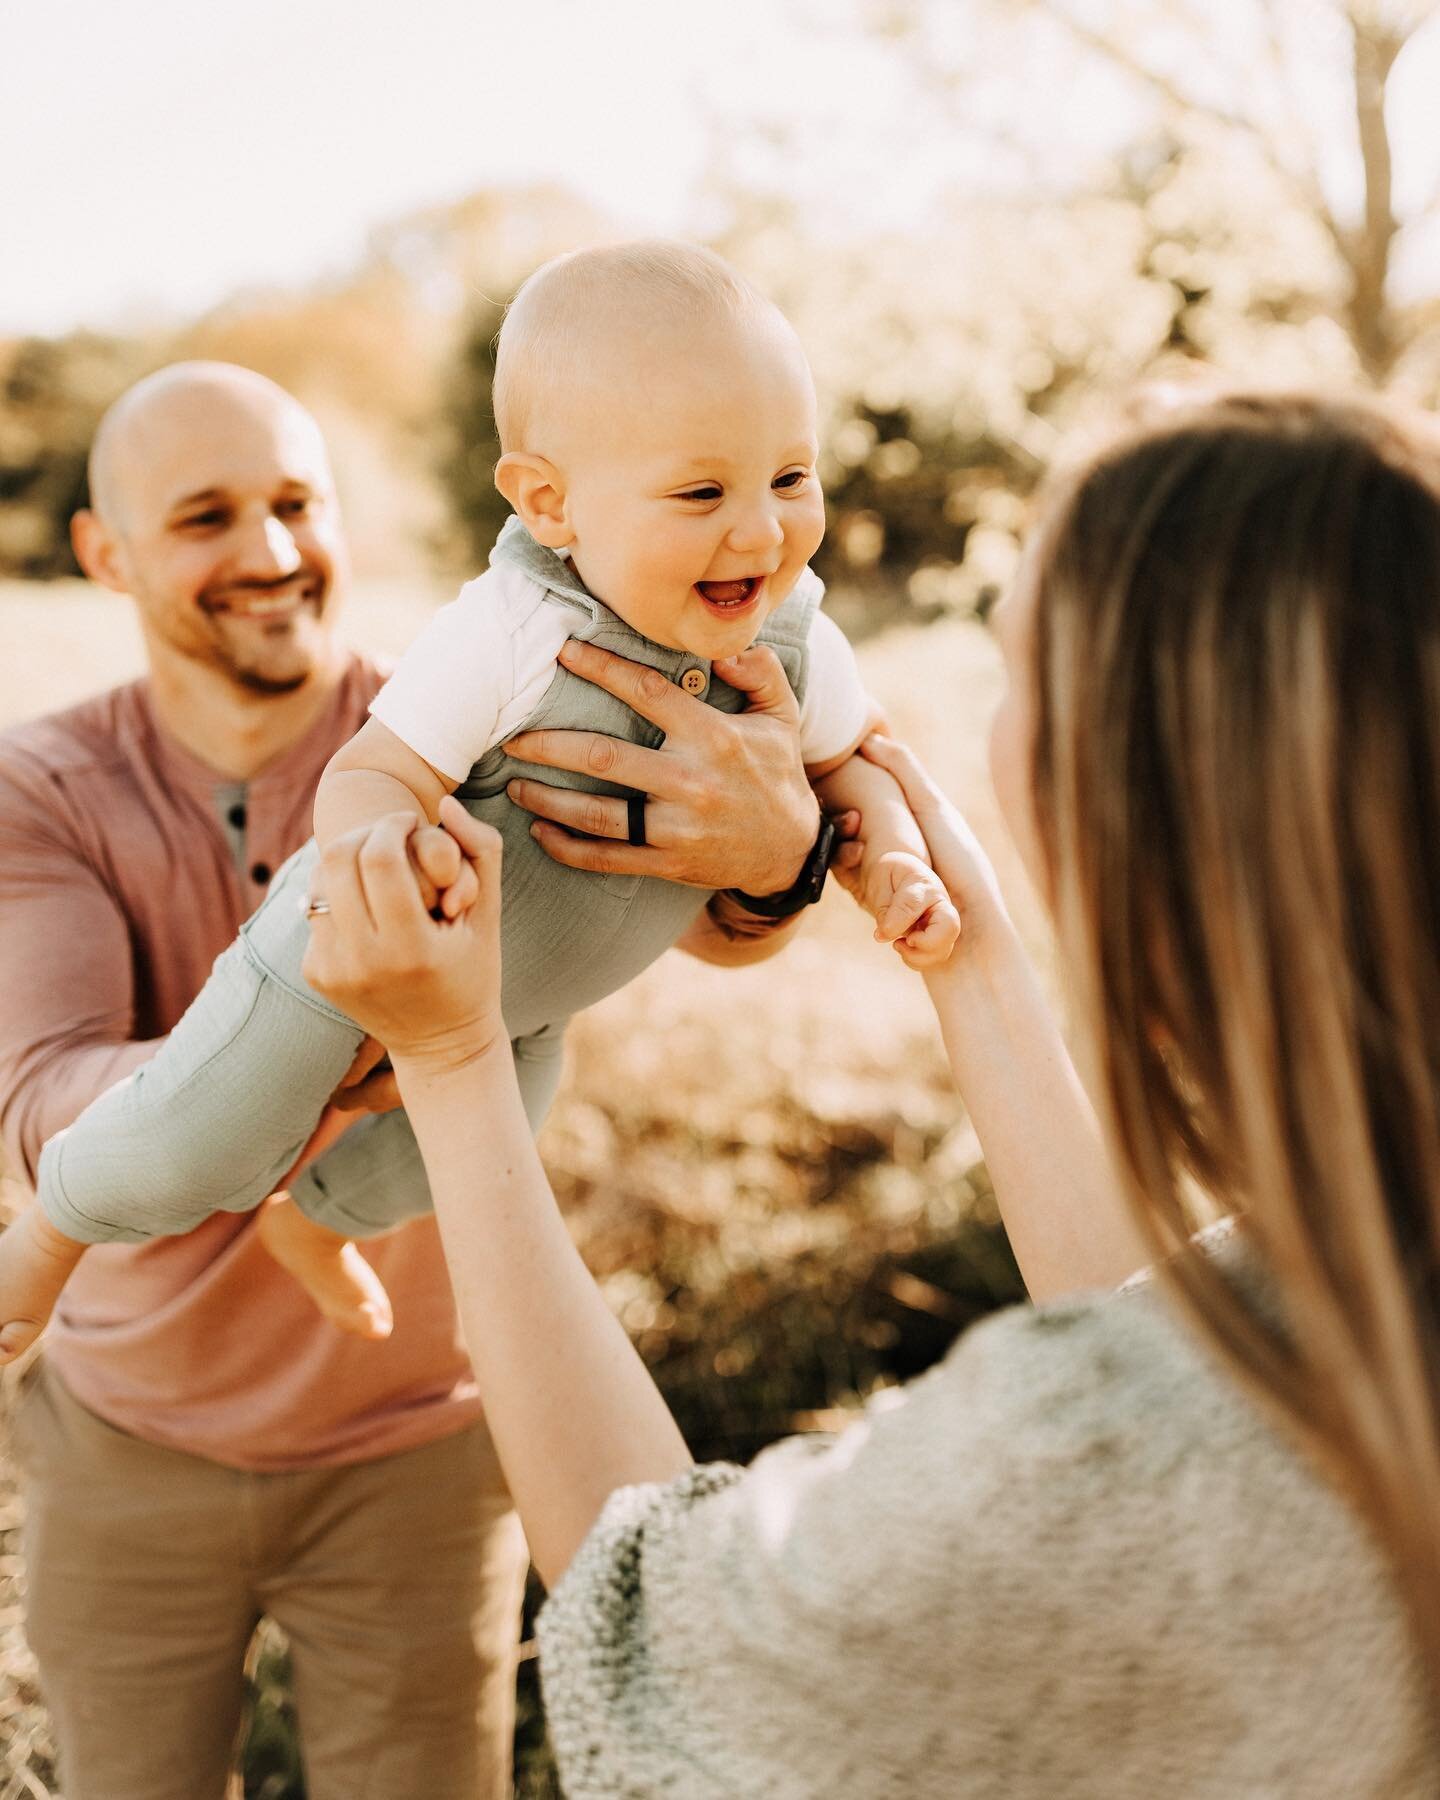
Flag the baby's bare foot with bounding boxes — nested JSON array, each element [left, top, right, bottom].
[[257, 1195, 394, 1340], [0, 1205, 87, 1361]]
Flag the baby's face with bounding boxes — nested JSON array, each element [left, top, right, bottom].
[[557, 316, 825, 661]]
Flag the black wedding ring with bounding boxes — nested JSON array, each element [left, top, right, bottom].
[[627, 793, 647, 847]]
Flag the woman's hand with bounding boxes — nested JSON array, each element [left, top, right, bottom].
[[836, 736, 1014, 973], [300, 797, 508, 1078]]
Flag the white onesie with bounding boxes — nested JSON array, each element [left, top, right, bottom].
[[368, 560, 871, 783]]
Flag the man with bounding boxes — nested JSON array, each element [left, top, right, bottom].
[[0, 362, 827, 1800]]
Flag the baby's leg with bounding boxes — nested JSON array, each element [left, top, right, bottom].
[[255, 1197, 394, 1340], [37, 845, 364, 1246], [0, 1203, 89, 1361], [285, 1024, 568, 1235]]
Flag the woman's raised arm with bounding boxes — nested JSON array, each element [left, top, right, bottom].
[[301, 802, 691, 1588], [857, 736, 1149, 1302]]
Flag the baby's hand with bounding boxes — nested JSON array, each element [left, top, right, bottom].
[[863, 850, 961, 970], [408, 821, 480, 920]]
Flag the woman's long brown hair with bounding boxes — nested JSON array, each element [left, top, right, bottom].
[[1029, 392, 1440, 1690]]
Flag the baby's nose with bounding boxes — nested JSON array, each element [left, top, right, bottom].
[[725, 505, 785, 553]]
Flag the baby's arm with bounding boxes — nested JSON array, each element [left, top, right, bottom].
[[315, 718, 472, 917], [810, 727, 961, 969]]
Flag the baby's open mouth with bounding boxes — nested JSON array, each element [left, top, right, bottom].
[[695, 577, 762, 611]]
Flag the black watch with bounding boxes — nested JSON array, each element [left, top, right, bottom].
[[723, 813, 837, 919]]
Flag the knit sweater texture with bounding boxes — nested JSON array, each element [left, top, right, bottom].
[[538, 1258, 1438, 1797]]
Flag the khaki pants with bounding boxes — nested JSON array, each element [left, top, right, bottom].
[[11, 1361, 528, 1800]]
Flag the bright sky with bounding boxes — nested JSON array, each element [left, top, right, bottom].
[[3, 0, 915, 333], [4, 0, 1438, 335]]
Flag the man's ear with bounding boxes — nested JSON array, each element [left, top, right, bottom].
[[71, 509, 128, 594], [494, 453, 571, 548]]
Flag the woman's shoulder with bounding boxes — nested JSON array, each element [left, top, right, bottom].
[[733, 1259, 1420, 1719], [544, 1269, 1435, 1797], [943, 1224, 1305, 1507], [908, 1249, 1307, 1525]]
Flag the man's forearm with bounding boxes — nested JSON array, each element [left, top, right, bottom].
[[676, 895, 805, 967]]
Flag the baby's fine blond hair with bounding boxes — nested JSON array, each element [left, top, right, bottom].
[[492, 240, 779, 454]]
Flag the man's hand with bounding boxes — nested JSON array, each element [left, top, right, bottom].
[[502, 639, 820, 895]]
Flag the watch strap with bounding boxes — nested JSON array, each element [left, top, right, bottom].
[[723, 813, 837, 919]]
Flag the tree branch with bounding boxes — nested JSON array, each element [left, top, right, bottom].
[[1345, 7, 1405, 375], [1032, 0, 1350, 263]]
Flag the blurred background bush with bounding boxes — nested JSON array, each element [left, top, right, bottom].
[[2, 0, 1437, 1792]]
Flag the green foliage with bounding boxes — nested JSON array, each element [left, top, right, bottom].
[[240, 1627, 306, 1799], [814, 400, 1039, 637], [606, 1155, 1018, 1467], [435, 297, 511, 574], [514, 1595, 565, 1798], [0, 335, 149, 579]]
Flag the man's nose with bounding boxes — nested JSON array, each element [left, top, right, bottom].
[[238, 514, 304, 579], [725, 502, 785, 557]]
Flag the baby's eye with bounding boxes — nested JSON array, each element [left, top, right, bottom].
[[773, 470, 811, 491], [675, 486, 723, 504], [178, 510, 228, 531]]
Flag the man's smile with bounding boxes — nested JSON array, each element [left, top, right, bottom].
[[201, 576, 323, 622]]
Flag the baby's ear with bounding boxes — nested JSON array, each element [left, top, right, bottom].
[[494, 453, 571, 548]]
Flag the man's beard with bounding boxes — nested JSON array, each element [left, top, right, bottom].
[[196, 576, 329, 695], [231, 664, 314, 696]]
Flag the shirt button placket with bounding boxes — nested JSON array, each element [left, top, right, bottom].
[[247, 802, 273, 888]]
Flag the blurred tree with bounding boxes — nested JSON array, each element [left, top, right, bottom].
[[869, 0, 1440, 385], [0, 334, 149, 578], [178, 270, 457, 583], [0, 184, 611, 585], [1059, 0, 1430, 381], [814, 400, 1038, 634], [368, 184, 612, 316], [240, 1627, 306, 1799], [434, 295, 512, 576]]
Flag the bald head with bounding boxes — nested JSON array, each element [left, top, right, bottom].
[[88, 362, 332, 534], [492, 241, 801, 458], [74, 361, 346, 701]]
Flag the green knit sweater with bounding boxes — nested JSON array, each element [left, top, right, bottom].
[[539, 1256, 1437, 1797]]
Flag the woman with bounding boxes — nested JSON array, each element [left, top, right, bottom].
[[302, 392, 1439, 1796]]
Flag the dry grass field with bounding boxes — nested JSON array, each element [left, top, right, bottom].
[[0, 576, 1041, 1795]]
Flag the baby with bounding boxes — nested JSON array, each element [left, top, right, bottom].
[[0, 241, 958, 1354]]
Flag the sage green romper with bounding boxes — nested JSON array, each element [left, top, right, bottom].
[[37, 522, 818, 1242]]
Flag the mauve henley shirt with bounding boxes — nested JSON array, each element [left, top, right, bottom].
[[0, 659, 484, 1471]]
